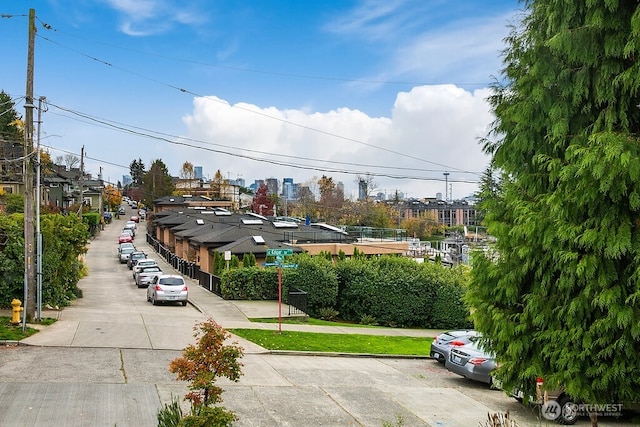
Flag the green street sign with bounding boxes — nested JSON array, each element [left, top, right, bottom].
[[267, 248, 293, 256]]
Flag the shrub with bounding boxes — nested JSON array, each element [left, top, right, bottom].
[[359, 314, 378, 326], [317, 307, 339, 321]]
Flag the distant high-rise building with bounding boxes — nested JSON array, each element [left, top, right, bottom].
[[358, 179, 367, 201], [194, 166, 203, 179], [122, 175, 132, 187], [265, 178, 279, 195], [282, 177, 294, 200]]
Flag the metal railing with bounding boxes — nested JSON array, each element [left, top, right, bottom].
[[287, 288, 307, 315]]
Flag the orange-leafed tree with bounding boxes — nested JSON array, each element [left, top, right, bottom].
[[168, 318, 243, 426]]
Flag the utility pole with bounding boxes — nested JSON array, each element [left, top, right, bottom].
[[77, 145, 84, 214], [23, 8, 36, 327], [36, 96, 45, 321]]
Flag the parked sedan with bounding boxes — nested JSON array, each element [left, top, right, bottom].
[[430, 330, 480, 363], [147, 274, 188, 306], [119, 246, 136, 264], [132, 259, 159, 279], [127, 251, 147, 269], [445, 339, 497, 385], [118, 233, 133, 244], [135, 266, 162, 288]]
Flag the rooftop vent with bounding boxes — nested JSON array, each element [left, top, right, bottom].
[[196, 219, 205, 225]]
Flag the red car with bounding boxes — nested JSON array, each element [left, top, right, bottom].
[[130, 215, 140, 223], [118, 233, 133, 244]]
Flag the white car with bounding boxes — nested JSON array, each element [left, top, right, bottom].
[[135, 266, 162, 288], [132, 259, 159, 279], [147, 274, 188, 306]]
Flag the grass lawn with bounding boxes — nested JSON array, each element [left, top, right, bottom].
[[249, 317, 377, 328], [0, 317, 56, 341], [230, 328, 433, 355]]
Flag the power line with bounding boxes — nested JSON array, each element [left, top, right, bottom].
[[45, 101, 480, 184], [34, 26, 481, 176]]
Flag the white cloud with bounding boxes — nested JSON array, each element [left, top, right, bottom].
[[103, 0, 206, 36], [175, 84, 493, 200]]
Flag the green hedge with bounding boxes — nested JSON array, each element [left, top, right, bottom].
[[216, 254, 472, 330], [0, 213, 89, 309]]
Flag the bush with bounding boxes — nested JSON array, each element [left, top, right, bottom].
[[317, 307, 339, 321], [359, 314, 378, 326]]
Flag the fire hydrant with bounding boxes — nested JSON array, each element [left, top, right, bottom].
[[11, 298, 23, 325]]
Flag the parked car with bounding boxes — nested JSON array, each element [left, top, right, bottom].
[[138, 209, 146, 220], [118, 206, 126, 215], [430, 330, 480, 363], [147, 274, 188, 306], [123, 221, 136, 236], [445, 338, 497, 385], [132, 259, 159, 279], [119, 246, 136, 263], [118, 233, 133, 244], [118, 242, 134, 254], [127, 251, 147, 269], [136, 266, 162, 288], [130, 215, 140, 223]]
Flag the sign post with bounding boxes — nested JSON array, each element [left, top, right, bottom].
[[266, 249, 293, 333]]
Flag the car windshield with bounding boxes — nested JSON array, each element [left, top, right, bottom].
[[142, 267, 161, 273], [122, 248, 135, 254], [160, 278, 184, 286]]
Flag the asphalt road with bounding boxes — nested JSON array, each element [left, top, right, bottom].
[[1, 205, 638, 427]]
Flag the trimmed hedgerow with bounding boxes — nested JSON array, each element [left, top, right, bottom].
[[220, 267, 278, 300], [217, 253, 471, 330]]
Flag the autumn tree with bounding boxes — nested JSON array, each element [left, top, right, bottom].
[[179, 161, 197, 189], [102, 184, 122, 212], [317, 175, 344, 223], [251, 183, 273, 216], [142, 159, 174, 207], [467, 0, 640, 419], [167, 318, 243, 426], [210, 169, 225, 200]]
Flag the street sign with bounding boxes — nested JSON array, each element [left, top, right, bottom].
[[267, 248, 293, 256], [262, 262, 280, 267]]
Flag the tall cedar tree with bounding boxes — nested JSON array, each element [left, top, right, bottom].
[[468, 1, 640, 406], [142, 159, 174, 207]]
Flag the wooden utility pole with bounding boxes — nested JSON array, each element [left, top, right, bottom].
[[23, 8, 36, 323]]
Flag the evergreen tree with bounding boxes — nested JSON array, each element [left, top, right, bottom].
[[468, 1, 640, 408], [142, 159, 174, 207]]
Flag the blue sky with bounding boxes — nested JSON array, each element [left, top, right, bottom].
[[1, 0, 522, 200]]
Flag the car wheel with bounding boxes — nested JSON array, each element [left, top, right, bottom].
[[557, 395, 579, 425], [151, 294, 158, 305], [146, 293, 150, 302], [181, 301, 187, 306]]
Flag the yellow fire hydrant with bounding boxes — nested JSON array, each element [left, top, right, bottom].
[[11, 298, 23, 325]]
